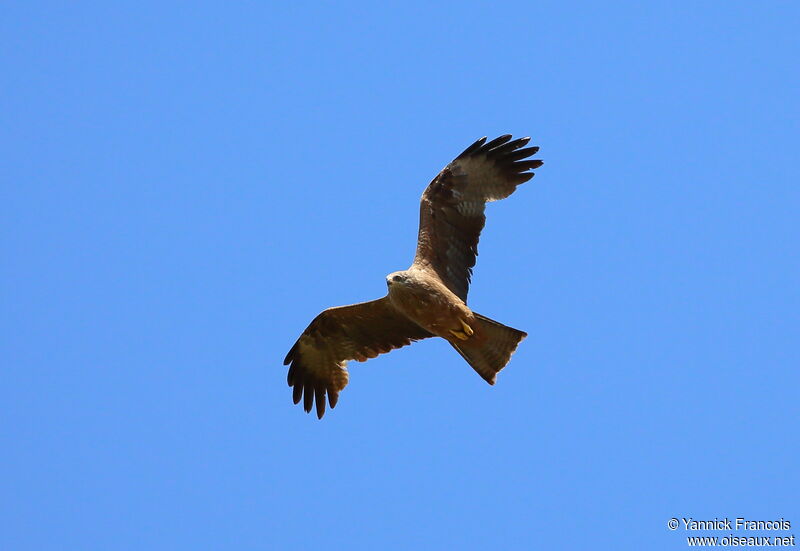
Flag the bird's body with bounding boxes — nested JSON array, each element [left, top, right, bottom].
[[386, 269, 473, 341], [283, 135, 543, 418]]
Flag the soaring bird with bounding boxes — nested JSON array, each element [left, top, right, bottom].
[[283, 135, 543, 418]]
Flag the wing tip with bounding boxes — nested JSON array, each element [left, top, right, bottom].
[[292, 381, 303, 404], [457, 136, 488, 158], [303, 383, 314, 414], [315, 388, 326, 419], [286, 353, 344, 419], [482, 134, 513, 151], [283, 343, 297, 365], [459, 135, 542, 172]]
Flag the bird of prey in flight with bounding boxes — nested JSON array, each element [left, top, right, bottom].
[[283, 135, 543, 418]]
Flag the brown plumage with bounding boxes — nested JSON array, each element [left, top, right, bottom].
[[283, 135, 543, 418]]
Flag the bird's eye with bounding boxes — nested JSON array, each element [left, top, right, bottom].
[[393, 275, 403, 282]]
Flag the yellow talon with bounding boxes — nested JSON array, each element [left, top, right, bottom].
[[449, 319, 473, 341]]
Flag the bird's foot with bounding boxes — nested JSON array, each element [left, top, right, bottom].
[[449, 319, 474, 341]]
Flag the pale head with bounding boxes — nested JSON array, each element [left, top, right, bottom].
[[386, 270, 410, 288]]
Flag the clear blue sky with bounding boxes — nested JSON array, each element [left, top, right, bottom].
[[2, 2, 798, 550]]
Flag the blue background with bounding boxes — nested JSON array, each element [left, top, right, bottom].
[[3, 2, 798, 549]]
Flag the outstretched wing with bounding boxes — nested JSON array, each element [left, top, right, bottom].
[[412, 135, 543, 301], [283, 297, 432, 418]]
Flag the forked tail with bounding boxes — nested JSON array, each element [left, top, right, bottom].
[[450, 313, 527, 384]]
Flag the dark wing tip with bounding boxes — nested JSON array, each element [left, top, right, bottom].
[[286, 351, 339, 419], [292, 381, 303, 404], [490, 139, 542, 184], [315, 387, 326, 419], [459, 135, 541, 167], [457, 136, 488, 158], [283, 343, 297, 365], [457, 135, 542, 165], [514, 159, 544, 171], [481, 134, 513, 151], [512, 172, 535, 185], [504, 146, 540, 162], [303, 382, 314, 413]]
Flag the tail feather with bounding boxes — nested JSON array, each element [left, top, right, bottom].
[[450, 313, 527, 384]]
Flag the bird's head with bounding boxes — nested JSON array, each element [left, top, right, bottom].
[[386, 271, 409, 288]]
